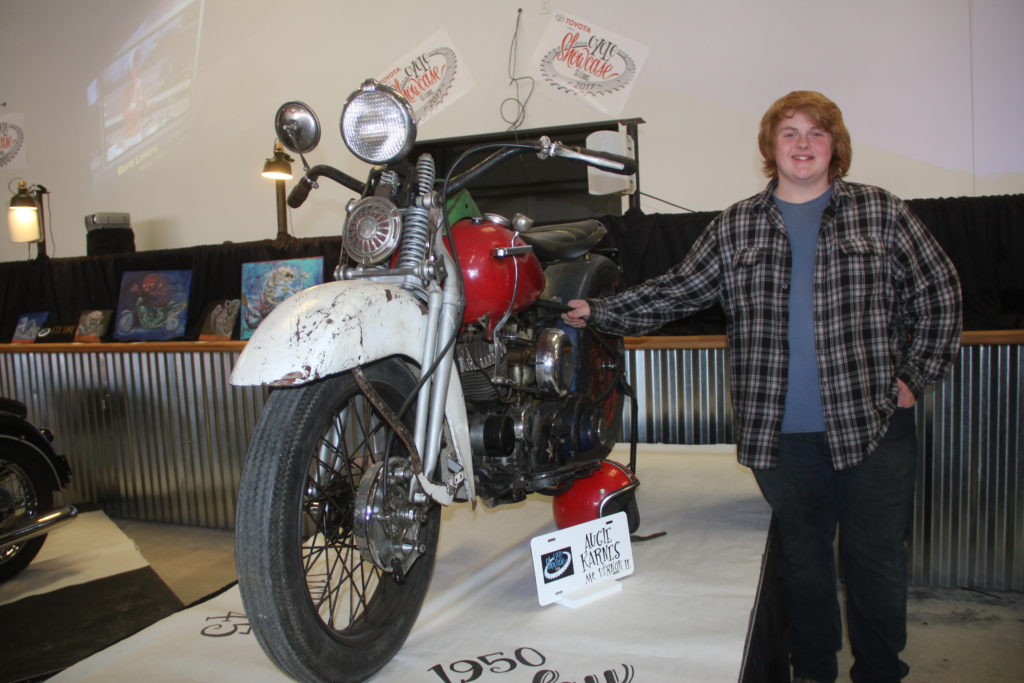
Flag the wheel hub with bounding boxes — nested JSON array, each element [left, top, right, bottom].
[[353, 461, 427, 575]]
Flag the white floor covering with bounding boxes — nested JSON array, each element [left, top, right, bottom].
[[52, 444, 772, 682], [0, 510, 149, 607]]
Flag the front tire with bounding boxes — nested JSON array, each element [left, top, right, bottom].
[[235, 360, 440, 682]]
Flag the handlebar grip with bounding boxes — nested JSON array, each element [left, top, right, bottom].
[[545, 139, 637, 176], [580, 148, 637, 176], [287, 177, 313, 208]]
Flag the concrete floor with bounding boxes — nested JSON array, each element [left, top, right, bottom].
[[114, 518, 237, 607], [838, 585, 1024, 682], [114, 518, 1024, 682]]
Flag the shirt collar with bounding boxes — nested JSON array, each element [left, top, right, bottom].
[[756, 177, 852, 210]]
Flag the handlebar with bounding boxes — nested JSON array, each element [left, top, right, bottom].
[[538, 136, 637, 176], [444, 137, 636, 196], [287, 164, 366, 208], [288, 136, 636, 207]]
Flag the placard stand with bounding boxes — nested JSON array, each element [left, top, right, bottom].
[[553, 577, 622, 609], [530, 511, 634, 608]]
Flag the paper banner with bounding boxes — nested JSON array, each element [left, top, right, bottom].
[[1, 114, 28, 169], [531, 11, 649, 116], [377, 28, 476, 124]]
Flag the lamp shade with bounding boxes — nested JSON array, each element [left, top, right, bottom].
[[8, 182, 41, 243], [262, 141, 293, 180], [261, 158, 292, 180]]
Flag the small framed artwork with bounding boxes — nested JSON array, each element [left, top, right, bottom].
[[198, 299, 240, 341], [12, 312, 48, 343], [240, 256, 323, 340], [36, 321, 77, 343], [74, 310, 113, 342], [114, 270, 193, 341]]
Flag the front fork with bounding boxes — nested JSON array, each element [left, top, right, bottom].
[[409, 231, 465, 503]]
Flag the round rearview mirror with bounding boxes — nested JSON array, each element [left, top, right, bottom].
[[274, 101, 321, 154]]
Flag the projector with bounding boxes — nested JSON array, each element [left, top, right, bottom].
[[84, 212, 131, 231]]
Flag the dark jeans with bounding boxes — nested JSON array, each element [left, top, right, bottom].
[[753, 408, 917, 683]]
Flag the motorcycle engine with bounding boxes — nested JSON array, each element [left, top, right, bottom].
[[456, 323, 573, 402], [459, 322, 605, 503]]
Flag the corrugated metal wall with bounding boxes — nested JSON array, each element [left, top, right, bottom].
[[624, 342, 1023, 591], [1, 342, 1020, 589], [1, 349, 264, 529], [910, 343, 1023, 590]]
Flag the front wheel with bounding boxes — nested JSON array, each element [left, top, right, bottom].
[[235, 359, 440, 683]]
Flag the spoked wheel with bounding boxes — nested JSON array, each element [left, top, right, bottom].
[[0, 448, 52, 581], [235, 360, 440, 683]]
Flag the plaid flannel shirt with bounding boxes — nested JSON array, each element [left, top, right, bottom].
[[589, 179, 963, 470]]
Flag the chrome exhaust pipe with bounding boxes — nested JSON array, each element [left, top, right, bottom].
[[0, 505, 78, 551]]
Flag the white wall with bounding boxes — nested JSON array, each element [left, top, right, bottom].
[[1, 0, 1021, 262]]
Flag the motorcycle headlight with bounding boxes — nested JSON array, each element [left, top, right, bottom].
[[343, 196, 402, 266], [341, 80, 416, 165]]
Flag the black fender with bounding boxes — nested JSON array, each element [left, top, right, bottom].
[[540, 253, 625, 462], [0, 413, 70, 492], [540, 253, 621, 302]]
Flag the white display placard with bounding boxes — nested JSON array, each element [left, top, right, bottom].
[[530, 511, 634, 608]]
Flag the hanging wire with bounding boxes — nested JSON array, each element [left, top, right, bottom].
[[639, 191, 696, 213], [500, 8, 534, 132]]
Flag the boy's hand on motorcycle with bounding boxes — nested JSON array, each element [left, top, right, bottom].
[[561, 299, 590, 328]]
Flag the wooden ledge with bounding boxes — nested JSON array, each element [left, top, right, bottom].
[[624, 330, 1023, 349], [1, 330, 1020, 354], [0, 340, 247, 354]]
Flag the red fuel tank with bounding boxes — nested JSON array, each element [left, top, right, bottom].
[[447, 217, 545, 335]]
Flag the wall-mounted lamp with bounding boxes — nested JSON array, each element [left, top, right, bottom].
[[262, 140, 293, 244], [8, 179, 48, 259], [262, 140, 294, 181]]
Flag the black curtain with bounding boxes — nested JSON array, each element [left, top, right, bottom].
[[597, 194, 1024, 334], [0, 237, 342, 342], [1, 194, 1021, 342]]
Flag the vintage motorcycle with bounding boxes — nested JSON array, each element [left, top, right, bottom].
[[0, 397, 76, 581], [230, 79, 640, 682]]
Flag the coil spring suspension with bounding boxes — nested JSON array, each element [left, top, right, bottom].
[[396, 154, 436, 270]]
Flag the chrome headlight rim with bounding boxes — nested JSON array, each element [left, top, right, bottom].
[[343, 196, 403, 266], [340, 80, 417, 165]]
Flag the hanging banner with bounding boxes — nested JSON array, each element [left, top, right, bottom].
[[531, 10, 649, 116], [0, 113, 28, 169], [378, 28, 475, 125]]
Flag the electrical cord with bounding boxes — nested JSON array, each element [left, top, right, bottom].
[[639, 191, 695, 213], [501, 8, 534, 131]]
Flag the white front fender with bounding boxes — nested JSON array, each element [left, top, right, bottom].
[[230, 280, 427, 387], [230, 279, 475, 505]]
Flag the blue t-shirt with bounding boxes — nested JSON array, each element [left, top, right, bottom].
[[775, 188, 831, 434]]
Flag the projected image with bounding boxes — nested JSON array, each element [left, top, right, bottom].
[[88, 0, 202, 176]]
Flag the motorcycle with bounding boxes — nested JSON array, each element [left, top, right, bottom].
[[0, 397, 76, 581], [230, 79, 641, 682]]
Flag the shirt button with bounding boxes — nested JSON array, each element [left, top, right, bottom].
[[782, 284, 789, 290]]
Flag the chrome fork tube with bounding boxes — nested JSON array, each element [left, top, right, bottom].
[[414, 233, 464, 486], [413, 287, 443, 465]]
